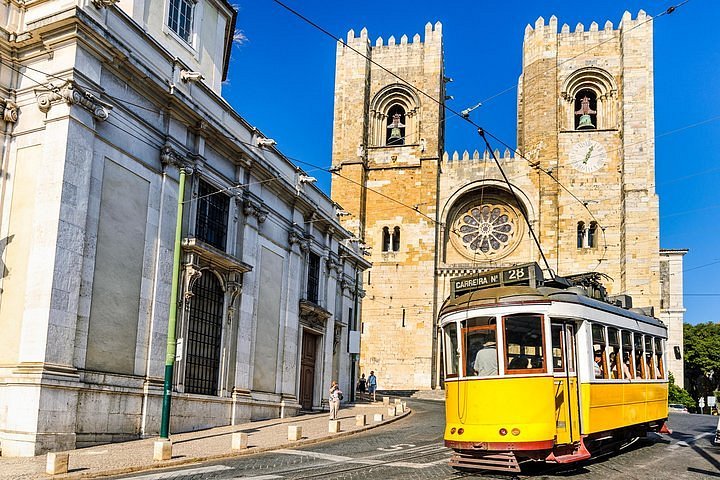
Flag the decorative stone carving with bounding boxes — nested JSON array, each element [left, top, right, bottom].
[[226, 280, 241, 325], [242, 194, 268, 223], [160, 143, 185, 168], [35, 80, 112, 120], [182, 264, 203, 309], [333, 323, 343, 354], [299, 299, 332, 333], [91, 0, 119, 8], [340, 276, 356, 293], [288, 228, 310, 252], [326, 255, 343, 275], [0, 99, 18, 123]]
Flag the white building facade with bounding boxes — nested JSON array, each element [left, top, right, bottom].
[[0, 0, 369, 457]]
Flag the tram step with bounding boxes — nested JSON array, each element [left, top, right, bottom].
[[449, 451, 521, 473]]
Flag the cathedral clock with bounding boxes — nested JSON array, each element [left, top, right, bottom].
[[569, 139, 608, 174]]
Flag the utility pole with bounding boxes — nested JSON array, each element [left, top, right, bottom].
[[160, 167, 187, 439]]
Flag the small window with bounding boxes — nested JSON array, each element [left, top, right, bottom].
[[588, 222, 598, 248], [608, 327, 621, 379], [444, 323, 459, 378], [621, 330, 635, 379], [392, 226, 400, 252], [382, 227, 390, 252], [645, 336, 656, 380], [634, 333, 647, 379], [654, 337, 665, 379], [504, 314, 545, 373], [196, 180, 229, 251], [386, 105, 406, 145], [306, 252, 320, 304], [574, 89, 597, 130], [577, 222, 585, 248], [551, 324, 564, 372], [463, 317, 497, 377], [591, 324, 607, 379], [167, 0, 195, 43]]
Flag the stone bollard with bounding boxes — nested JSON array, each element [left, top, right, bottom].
[[153, 440, 172, 461], [387, 407, 396, 417], [288, 425, 302, 441], [395, 398, 402, 405], [402, 401, 407, 411], [329, 420, 341, 433], [355, 414, 367, 426], [383, 396, 390, 406], [374, 413, 384, 422], [232, 432, 249, 450], [46, 452, 69, 475], [395, 404, 403, 415]]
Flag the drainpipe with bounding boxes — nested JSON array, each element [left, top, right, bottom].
[[160, 167, 187, 439]]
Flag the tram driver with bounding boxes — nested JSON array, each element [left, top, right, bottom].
[[473, 339, 498, 376]]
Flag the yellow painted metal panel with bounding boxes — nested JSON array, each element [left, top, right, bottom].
[[445, 377, 556, 444], [581, 382, 668, 433]]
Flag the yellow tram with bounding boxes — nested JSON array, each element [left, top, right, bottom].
[[439, 263, 669, 473]]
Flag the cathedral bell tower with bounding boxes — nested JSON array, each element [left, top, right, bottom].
[[330, 23, 445, 389]]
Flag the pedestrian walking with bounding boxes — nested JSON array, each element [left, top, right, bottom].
[[357, 373, 367, 393], [367, 371, 377, 402], [329, 380, 342, 420]]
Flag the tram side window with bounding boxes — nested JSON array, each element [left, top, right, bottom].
[[504, 314, 545, 373], [444, 323, 459, 378], [645, 336, 660, 379], [607, 327, 621, 379], [654, 337, 665, 379], [591, 324, 608, 379], [634, 333, 647, 379], [463, 317, 497, 377], [621, 330, 635, 379], [551, 324, 564, 372]]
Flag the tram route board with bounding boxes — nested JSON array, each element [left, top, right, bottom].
[[450, 263, 544, 298]]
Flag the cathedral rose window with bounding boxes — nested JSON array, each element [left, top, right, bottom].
[[454, 203, 520, 256]]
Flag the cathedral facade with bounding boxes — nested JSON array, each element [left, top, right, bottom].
[[330, 12, 685, 390]]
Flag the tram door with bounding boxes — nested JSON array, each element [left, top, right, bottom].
[[551, 322, 581, 444]]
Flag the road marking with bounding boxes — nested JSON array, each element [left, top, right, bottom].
[[229, 476, 282, 480], [377, 443, 416, 451], [120, 465, 232, 479], [276, 447, 451, 469], [669, 432, 714, 449]]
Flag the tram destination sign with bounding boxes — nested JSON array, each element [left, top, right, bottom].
[[450, 263, 544, 298]]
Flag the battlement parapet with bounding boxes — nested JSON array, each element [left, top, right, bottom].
[[443, 148, 518, 165], [342, 21, 442, 51], [523, 10, 650, 40]]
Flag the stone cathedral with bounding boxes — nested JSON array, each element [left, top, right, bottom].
[[330, 12, 685, 391]]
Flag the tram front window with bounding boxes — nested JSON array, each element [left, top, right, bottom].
[[443, 323, 459, 378], [504, 314, 545, 373], [462, 317, 497, 377]]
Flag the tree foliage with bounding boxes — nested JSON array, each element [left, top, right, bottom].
[[683, 322, 720, 401], [668, 373, 694, 408]]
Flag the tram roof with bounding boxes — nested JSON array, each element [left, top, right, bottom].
[[439, 285, 666, 330]]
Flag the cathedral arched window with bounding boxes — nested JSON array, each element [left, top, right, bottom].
[[386, 105, 406, 145], [561, 67, 618, 131], [588, 221, 598, 248], [382, 227, 391, 252], [574, 89, 597, 130], [392, 226, 401, 252], [369, 85, 420, 147], [577, 222, 586, 248]]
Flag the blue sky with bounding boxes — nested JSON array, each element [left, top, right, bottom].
[[223, 1, 719, 324]]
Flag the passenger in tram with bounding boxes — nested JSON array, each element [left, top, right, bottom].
[[622, 353, 633, 379], [609, 352, 619, 379], [593, 351, 603, 378], [508, 354, 531, 369], [473, 340, 498, 376]]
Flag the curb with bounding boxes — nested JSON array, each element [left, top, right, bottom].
[[51, 409, 412, 479]]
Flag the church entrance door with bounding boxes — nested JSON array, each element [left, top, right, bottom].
[[299, 331, 318, 411]]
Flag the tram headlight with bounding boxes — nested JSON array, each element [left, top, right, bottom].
[[511, 428, 521, 436], [458, 428, 464, 435], [450, 427, 456, 434], [499, 428, 508, 436]]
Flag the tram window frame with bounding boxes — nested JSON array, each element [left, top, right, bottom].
[[607, 327, 621, 380], [644, 336, 656, 380], [654, 337, 665, 379], [462, 317, 498, 377], [621, 330, 635, 378], [591, 323, 609, 379], [444, 323, 460, 379], [502, 314, 546, 375], [551, 324, 564, 372], [634, 333, 647, 379]]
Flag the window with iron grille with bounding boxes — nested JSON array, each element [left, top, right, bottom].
[[184, 271, 224, 395], [167, 0, 195, 44], [307, 252, 320, 304], [196, 180, 229, 251]]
